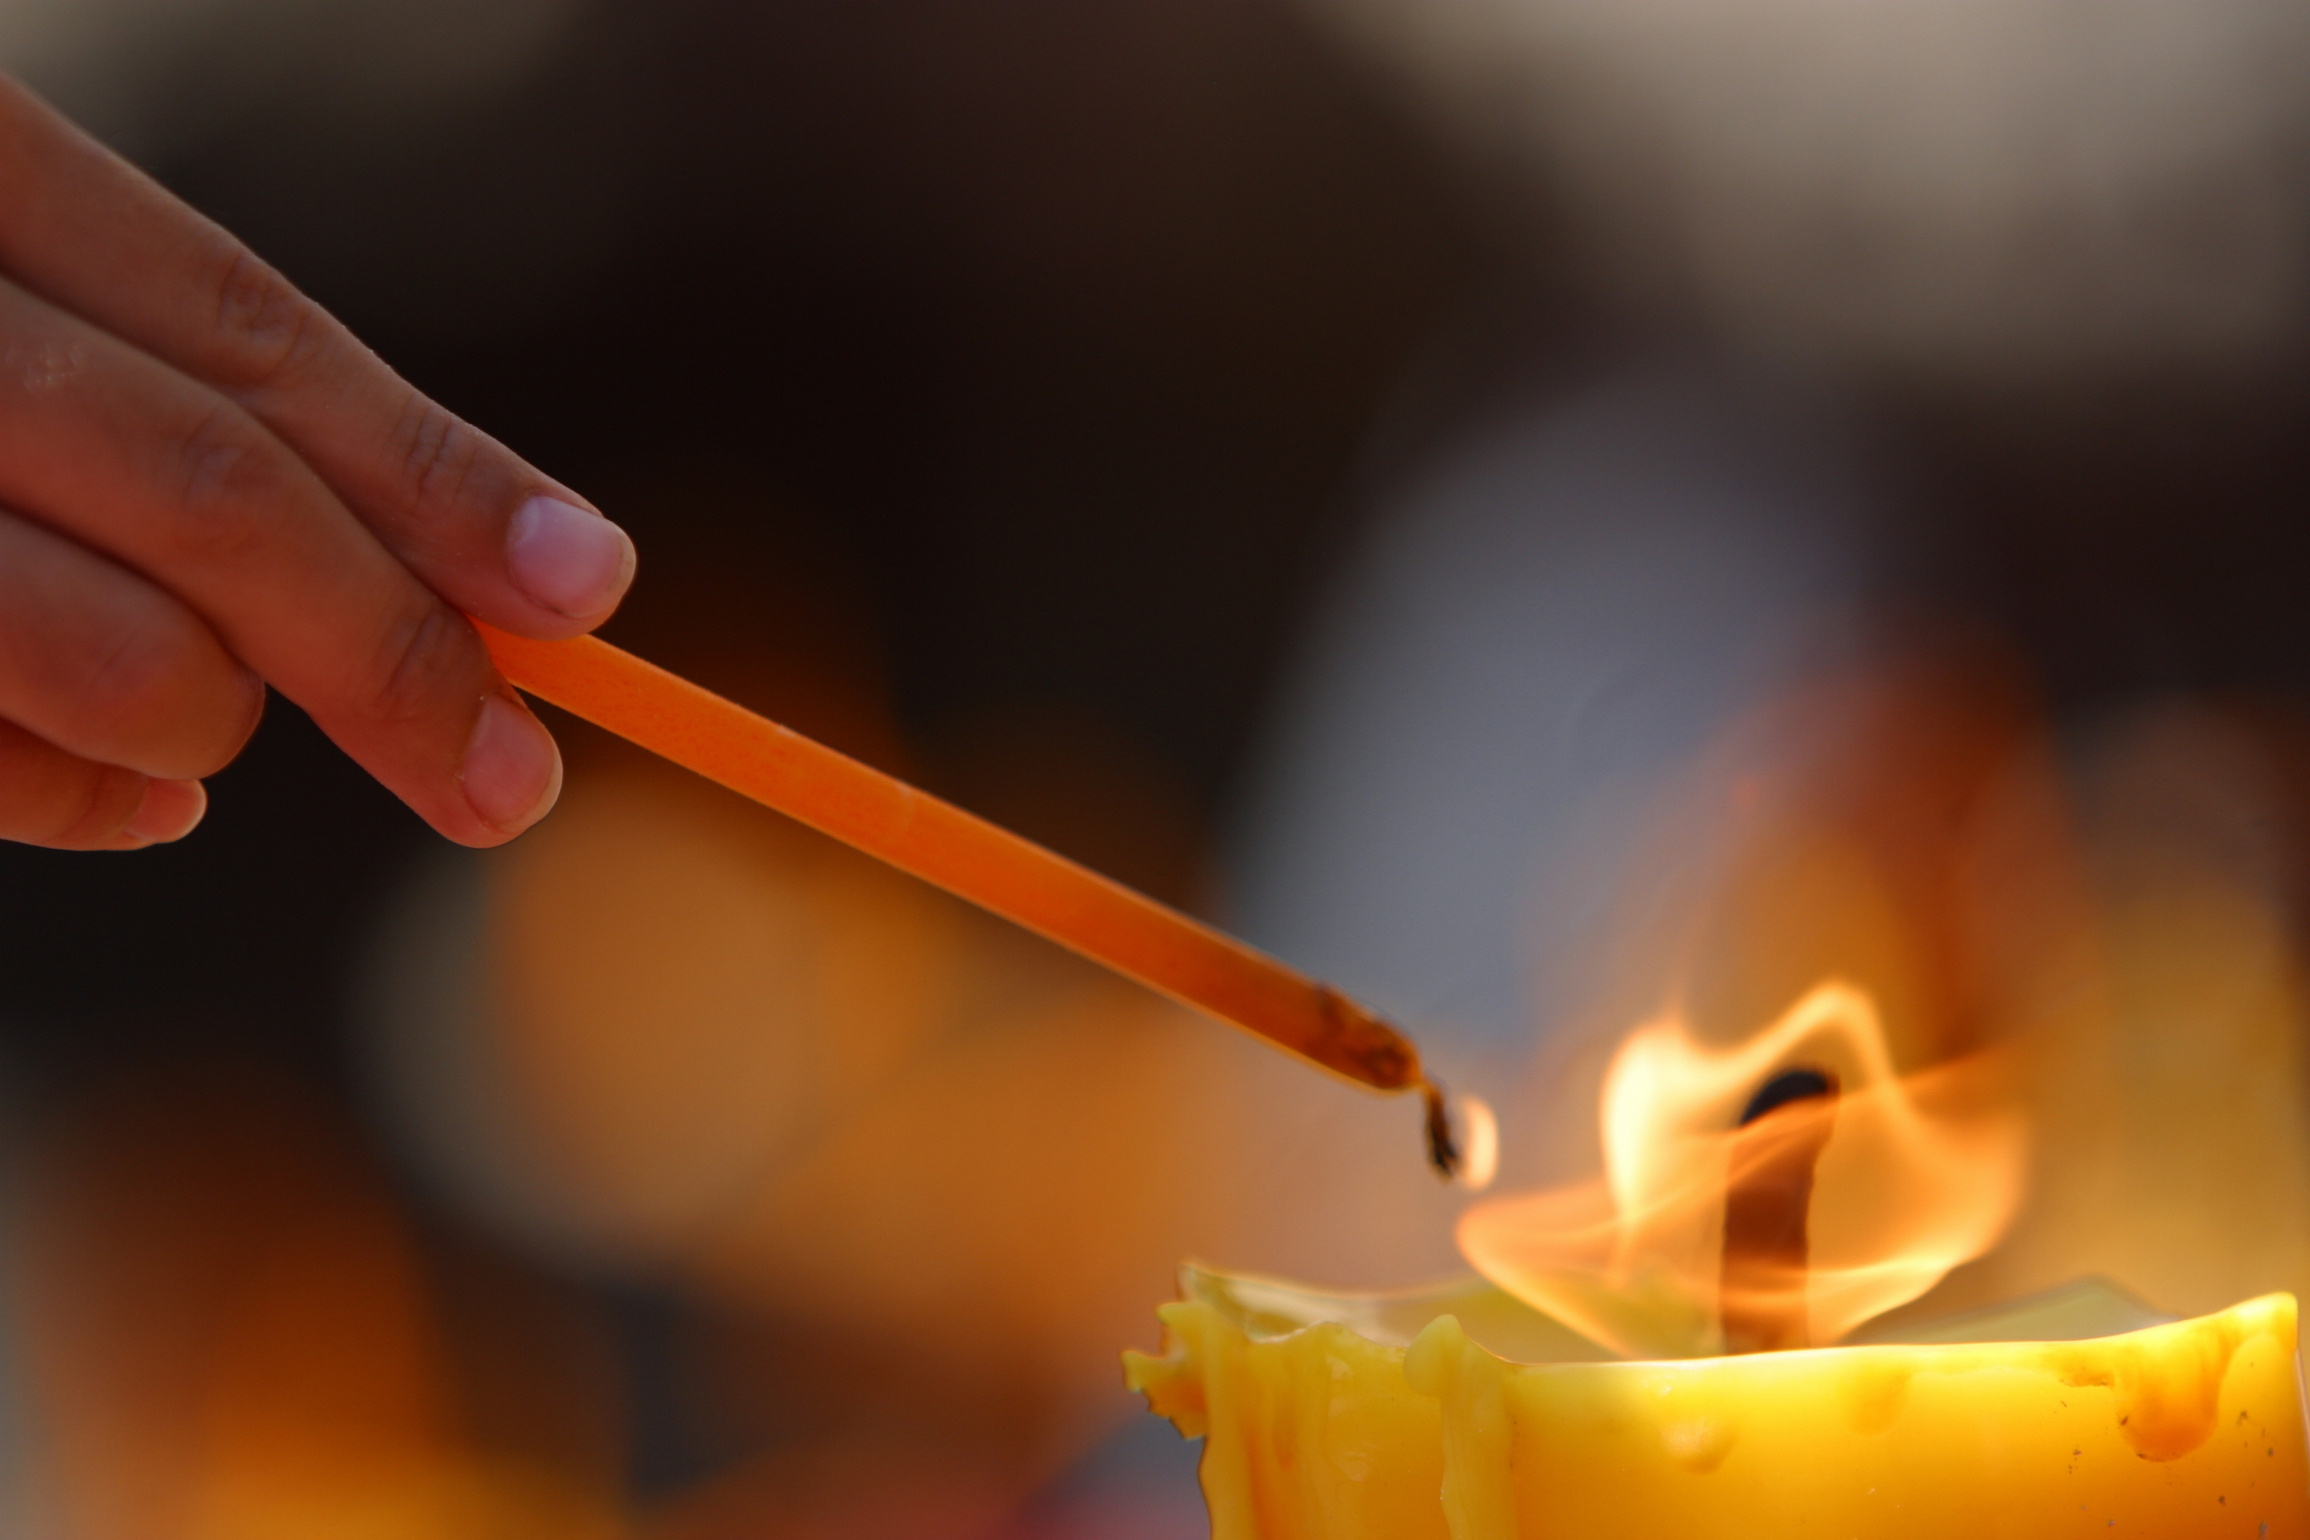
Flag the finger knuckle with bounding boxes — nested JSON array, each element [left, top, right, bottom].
[[392, 396, 485, 529], [208, 243, 323, 391], [366, 601, 478, 731], [167, 403, 281, 564]]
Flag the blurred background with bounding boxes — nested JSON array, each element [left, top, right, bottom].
[[3, 0, 2310, 1534]]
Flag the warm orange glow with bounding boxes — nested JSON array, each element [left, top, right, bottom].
[[1458, 981, 2026, 1358], [19, 1067, 623, 1540]]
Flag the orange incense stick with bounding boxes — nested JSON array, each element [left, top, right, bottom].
[[478, 624, 1458, 1174]]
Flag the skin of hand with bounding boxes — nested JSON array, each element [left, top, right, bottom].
[[0, 73, 636, 851]]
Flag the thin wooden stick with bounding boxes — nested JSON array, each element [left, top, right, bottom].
[[479, 625, 1458, 1173]]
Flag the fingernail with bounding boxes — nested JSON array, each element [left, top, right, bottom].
[[506, 495, 635, 619], [124, 778, 207, 845], [459, 691, 563, 834]]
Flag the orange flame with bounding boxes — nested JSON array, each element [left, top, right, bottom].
[[1458, 981, 2027, 1358]]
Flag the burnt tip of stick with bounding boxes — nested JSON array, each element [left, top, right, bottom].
[[1312, 985, 1421, 1089], [1305, 986, 1451, 1175], [1422, 1081, 1461, 1180]]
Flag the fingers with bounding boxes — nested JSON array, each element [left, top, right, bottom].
[[0, 508, 261, 779], [0, 717, 207, 851], [0, 74, 634, 638], [0, 274, 560, 846]]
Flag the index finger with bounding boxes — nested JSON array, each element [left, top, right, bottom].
[[0, 74, 635, 639]]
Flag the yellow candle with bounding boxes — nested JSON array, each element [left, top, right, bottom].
[[1125, 1270, 2309, 1539]]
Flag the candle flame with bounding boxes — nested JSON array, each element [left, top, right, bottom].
[[1458, 980, 2026, 1358]]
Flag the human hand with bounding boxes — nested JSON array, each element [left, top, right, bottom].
[[0, 74, 635, 850]]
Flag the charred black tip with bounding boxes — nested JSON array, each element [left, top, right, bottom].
[[1423, 1082, 1461, 1179]]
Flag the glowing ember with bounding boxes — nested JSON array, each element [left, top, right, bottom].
[[1454, 1094, 1500, 1192], [1458, 981, 2026, 1358]]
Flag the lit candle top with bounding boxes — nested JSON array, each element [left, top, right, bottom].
[[1126, 979, 2307, 1536]]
